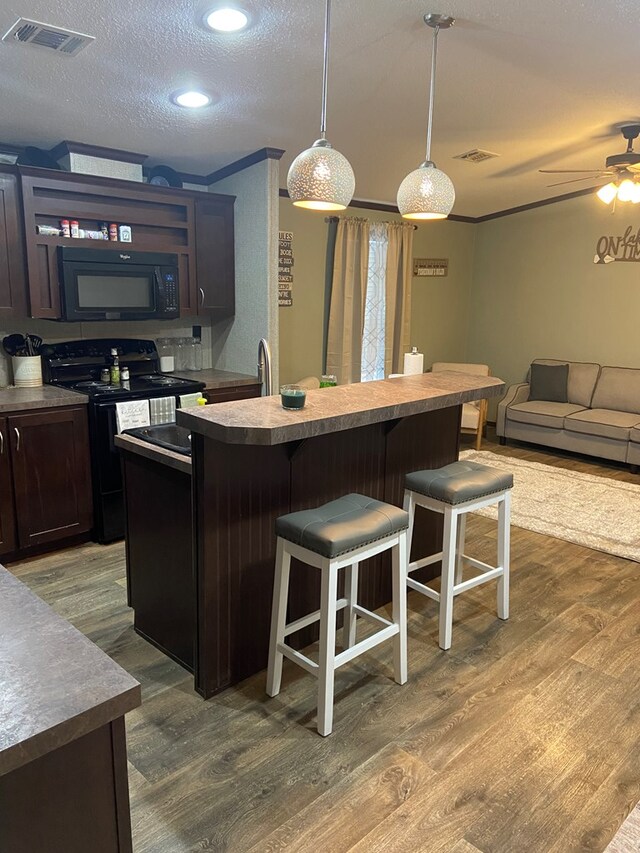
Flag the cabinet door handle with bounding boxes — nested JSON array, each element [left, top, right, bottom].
[[14, 427, 20, 452], [199, 287, 205, 307], [0, 430, 3, 455]]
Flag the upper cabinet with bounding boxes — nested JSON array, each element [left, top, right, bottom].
[[194, 193, 235, 318], [0, 167, 28, 319], [18, 167, 235, 320]]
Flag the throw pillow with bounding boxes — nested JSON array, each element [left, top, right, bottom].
[[529, 362, 569, 403]]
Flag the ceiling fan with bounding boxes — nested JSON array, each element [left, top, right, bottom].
[[539, 123, 640, 189]]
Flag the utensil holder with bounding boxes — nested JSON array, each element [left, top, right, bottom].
[[13, 356, 43, 388]]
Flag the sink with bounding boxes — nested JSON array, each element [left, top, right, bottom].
[[124, 424, 192, 456]]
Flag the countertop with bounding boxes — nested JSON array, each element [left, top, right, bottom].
[[0, 384, 87, 413], [0, 566, 141, 777], [172, 368, 259, 389], [115, 433, 192, 475], [178, 372, 505, 446]]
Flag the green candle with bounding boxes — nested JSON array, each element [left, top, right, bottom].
[[280, 385, 306, 410]]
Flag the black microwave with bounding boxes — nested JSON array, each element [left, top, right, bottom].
[[58, 247, 180, 321]]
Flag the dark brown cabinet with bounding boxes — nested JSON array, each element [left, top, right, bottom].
[[1, 406, 92, 554], [194, 194, 235, 317], [19, 167, 236, 320], [0, 167, 27, 319], [0, 417, 17, 555], [203, 383, 261, 405]]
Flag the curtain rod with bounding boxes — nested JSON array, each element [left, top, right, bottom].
[[324, 216, 417, 229]]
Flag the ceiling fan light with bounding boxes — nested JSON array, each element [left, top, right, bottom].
[[287, 139, 355, 211], [596, 182, 618, 205], [397, 162, 455, 220], [617, 178, 635, 202]]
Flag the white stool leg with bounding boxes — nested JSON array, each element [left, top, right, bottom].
[[439, 507, 457, 650], [403, 490, 415, 566], [392, 531, 408, 685], [455, 512, 466, 586], [342, 563, 358, 649], [497, 490, 511, 620], [317, 560, 338, 737], [266, 538, 291, 697]]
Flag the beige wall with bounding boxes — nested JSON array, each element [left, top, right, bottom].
[[278, 198, 477, 385], [467, 194, 640, 406]]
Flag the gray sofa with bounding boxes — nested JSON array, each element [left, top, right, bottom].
[[497, 359, 640, 469]]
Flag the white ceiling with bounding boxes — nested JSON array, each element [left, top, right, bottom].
[[1, 0, 639, 216]]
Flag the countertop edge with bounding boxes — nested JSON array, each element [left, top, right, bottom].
[[0, 682, 141, 777], [0, 567, 141, 777], [178, 378, 505, 446], [115, 433, 192, 474]]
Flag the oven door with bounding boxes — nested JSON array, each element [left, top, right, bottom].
[[60, 259, 161, 321]]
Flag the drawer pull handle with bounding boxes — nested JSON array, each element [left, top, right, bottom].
[[0, 430, 3, 455], [14, 427, 20, 452]]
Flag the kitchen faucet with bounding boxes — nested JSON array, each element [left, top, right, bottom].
[[257, 338, 272, 396]]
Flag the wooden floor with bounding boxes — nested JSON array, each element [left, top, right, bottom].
[[8, 429, 640, 853]]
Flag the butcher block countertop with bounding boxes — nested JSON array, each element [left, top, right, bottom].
[[178, 372, 505, 446]]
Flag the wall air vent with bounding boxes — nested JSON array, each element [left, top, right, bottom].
[[453, 148, 500, 164], [2, 18, 95, 57]]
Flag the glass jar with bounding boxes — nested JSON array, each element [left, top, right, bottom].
[[190, 337, 203, 371], [174, 337, 188, 371], [157, 338, 175, 373]]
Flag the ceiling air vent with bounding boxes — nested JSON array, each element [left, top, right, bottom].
[[453, 148, 500, 164], [2, 18, 95, 57]]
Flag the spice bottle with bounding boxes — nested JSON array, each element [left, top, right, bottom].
[[60, 219, 71, 238], [109, 348, 120, 384]]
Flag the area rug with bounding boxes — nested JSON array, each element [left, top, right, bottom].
[[604, 802, 640, 851], [459, 450, 640, 563]]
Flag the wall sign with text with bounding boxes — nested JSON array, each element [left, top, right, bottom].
[[594, 225, 640, 264], [279, 231, 293, 306], [413, 258, 449, 277]]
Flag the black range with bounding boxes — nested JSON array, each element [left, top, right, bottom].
[[43, 339, 205, 543]]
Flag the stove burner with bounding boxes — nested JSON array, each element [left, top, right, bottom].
[[74, 381, 121, 391], [139, 374, 183, 386]]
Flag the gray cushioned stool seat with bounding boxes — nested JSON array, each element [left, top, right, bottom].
[[276, 493, 409, 558], [405, 460, 513, 506]]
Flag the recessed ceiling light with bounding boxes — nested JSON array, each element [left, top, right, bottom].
[[204, 6, 250, 32], [172, 90, 212, 109]]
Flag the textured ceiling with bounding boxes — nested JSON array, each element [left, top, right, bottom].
[[0, 0, 639, 216]]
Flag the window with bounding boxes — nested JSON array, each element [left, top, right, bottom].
[[360, 223, 388, 382]]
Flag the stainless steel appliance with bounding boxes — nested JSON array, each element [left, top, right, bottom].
[[58, 248, 180, 321], [43, 339, 204, 542]]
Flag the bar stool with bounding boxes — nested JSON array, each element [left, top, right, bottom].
[[403, 460, 513, 650], [266, 493, 409, 736]]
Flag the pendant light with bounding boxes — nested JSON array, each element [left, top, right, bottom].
[[287, 0, 355, 211], [397, 13, 455, 220]]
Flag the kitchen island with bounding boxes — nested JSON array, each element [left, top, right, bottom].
[[174, 372, 505, 698]]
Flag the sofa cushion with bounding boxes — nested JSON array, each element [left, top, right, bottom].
[[630, 426, 640, 445], [529, 363, 568, 402], [590, 366, 640, 415], [564, 408, 640, 441], [531, 359, 600, 407], [508, 401, 586, 429]]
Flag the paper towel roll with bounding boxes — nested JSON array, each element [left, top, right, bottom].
[[403, 349, 424, 375]]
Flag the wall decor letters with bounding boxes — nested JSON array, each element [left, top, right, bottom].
[[594, 226, 640, 264]]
